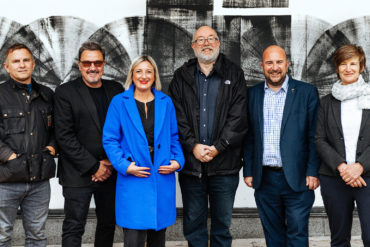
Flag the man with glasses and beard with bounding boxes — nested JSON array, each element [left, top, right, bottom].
[[169, 26, 248, 247], [54, 41, 123, 247], [243, 45, 320, 246]]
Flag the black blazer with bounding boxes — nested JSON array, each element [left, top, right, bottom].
[[54, 77, 124, 187], [315, 94, 370, 177]]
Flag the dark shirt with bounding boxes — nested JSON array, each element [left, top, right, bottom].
[[135, 99, 155, 147], [195, 63, 221, 146], [87, 84, 108, 126], [87, 84, 109, 174]]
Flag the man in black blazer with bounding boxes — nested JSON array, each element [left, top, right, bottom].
[[54, 41, 123, 247], [244, 45, 320, 247]]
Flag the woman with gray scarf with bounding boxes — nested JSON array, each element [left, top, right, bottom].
[[315, 44, 370, 247]]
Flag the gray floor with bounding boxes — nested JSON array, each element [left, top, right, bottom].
[[35, 236, 364, 247]]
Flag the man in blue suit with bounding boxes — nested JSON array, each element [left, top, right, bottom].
[[244, 45, 320, 247]]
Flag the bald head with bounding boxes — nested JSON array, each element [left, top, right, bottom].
[[262, 45, 287, 62], [192, 26, 218, 42], [261, 45, 289, 89]]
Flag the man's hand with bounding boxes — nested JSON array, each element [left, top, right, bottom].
[[45, 146, 56, 156], [158, 160, 181, 174], [7, 153, 17, 161], [306, 176, 320, 190], [193, 144, 212, 162], [92, 160, 113, 182], [126, 162, 151, 178], [206, 145, 219, 158], [340, 162, 364, 185], [244, 176, 253, 187]]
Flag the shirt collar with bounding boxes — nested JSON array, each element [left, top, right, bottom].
[[196, 62, 216, 77], [264, 75, 289, 92]]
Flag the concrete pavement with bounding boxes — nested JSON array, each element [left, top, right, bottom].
[[31, 236, 363, 247]]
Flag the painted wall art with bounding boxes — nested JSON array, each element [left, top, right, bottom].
[[0, 0, 369, 98]]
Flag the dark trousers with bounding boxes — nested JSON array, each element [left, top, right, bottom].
[[123, 228, 166, 247], [62, 177, 116, 247], [320, 175, 370, 247], [255, 168, 314, 247], [179, 173, 239, 247]]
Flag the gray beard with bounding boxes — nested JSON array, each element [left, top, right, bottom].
[[195, 47, 220, 64]]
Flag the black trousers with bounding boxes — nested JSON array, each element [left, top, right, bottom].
[[123, 228, 166, 247], [62, 177, 116, 247], [320, 175, 370, 247]]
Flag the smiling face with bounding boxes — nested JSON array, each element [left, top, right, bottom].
[[4, 48, 35, 84], [78, 50, 105, 88], [337, 56, 363, 85], [132, 60, 155, 93], [261, 45, 290, 88], [192, 26, 220, 64]]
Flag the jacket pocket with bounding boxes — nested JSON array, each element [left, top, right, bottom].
[[0, 154, 29, 182], [2, 108, 26, 134], [40, 149, 56, 180]]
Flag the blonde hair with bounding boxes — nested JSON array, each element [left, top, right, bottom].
[[124, 55, 162, 91]]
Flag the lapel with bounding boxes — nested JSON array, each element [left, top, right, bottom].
[[76, 78, 101, 132], [330, 96, 344, 136], [154, 89, 166, 141], [359, 109, 370, 134], [103, 80, 115, 102], [123, 85, 147, 141], [256, 83, 265, 141], [281, 78, 297, 134]]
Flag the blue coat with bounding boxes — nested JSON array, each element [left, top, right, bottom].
[[244, 78, 320, 192], [102, 85, 185, 230]]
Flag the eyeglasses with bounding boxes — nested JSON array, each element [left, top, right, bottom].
[[80, 60, 104, 68], [192, 36, 219, 45]]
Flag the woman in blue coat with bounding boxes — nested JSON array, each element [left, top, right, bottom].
[[102, 55, 185, 247]]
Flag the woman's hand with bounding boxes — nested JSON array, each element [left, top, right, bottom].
[[158, 160, 180, 174], [340, 162, 364, 185], [349, 176, 367, 188], [126, 162, 151, 177]]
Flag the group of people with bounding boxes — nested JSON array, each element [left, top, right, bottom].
[[0, 24, 368, 247]]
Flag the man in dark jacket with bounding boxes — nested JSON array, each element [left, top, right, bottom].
[[54, 41, 123, 247], [0, 43, 56, 246], [168, 26, 248, 247]]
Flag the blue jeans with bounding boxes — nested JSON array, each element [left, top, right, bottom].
[[179, 173, 239, 247], [255, 168, 314, 247], [0, 180, 50, 247]]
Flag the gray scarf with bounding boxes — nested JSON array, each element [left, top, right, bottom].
[[331, 75, 370, 109]]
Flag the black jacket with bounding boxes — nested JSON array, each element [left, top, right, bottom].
[[54, 77, 123, 187], [168, 54, 248, 177], [315, 94, 370, 177], [0, 78, 56, 182]]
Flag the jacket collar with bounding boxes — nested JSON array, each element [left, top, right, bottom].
[[9, 77, 50, 102], [122, 85, 167, 141]]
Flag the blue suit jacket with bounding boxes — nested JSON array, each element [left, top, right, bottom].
[[243, 77, 320, 192], [103, 85, 185, 230]]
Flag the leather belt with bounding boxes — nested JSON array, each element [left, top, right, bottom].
[[263, 166, 283, 171]]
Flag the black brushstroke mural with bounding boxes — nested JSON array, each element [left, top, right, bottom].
[[0, 3, 369, 98], [302, 16, 370, 96], [240, 16, 291, 86], [223, 0, 289, 8]]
